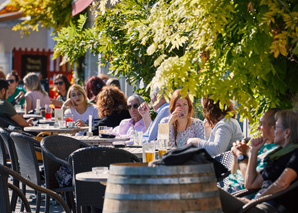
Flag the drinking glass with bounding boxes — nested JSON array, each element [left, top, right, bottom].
[[65, 114, 73, 123], [98, 126, 107, 137], [157, 138, 167, 159], [142, 141, 155, 163], [133, 131, 143, 146], [45, 105, 52, 119]]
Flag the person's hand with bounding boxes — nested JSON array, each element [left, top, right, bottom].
[[187, 138, 202, 147], [138, 102, 150, 117], [250, 137, 267, 153], [63, 99, 77, 108], [26, 118, 34, 126], [231, 139, 250, 157], [168, 108, 183, 125], [75, 120, 87, 127]]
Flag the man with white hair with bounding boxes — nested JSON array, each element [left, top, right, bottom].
[[113, 94, 146, 144], [138, 86, 169, 143]]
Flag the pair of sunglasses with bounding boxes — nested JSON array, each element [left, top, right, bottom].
[[127, 103, 139, 109], [54, 81, 64, 85], [8, 79, 15, 84]]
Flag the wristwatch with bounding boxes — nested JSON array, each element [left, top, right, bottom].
[[237, 154, 248, 163]]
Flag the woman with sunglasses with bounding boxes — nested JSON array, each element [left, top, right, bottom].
[[6, 70, 26, 106], [51, 74, 71, 107], [160, 89, 204, 148], [92, 86, 130, 135], [113, 94, 146, 143], [64, 84, 99, 135]]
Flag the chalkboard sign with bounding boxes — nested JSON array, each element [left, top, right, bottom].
[[21, 54, 47, 78]]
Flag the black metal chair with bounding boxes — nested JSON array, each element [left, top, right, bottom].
[[41, 135, 90, 212], [69, 146, 140, 213], [0, 164, 71, 213], [0, 115, 21, 129], [0, 128, 20, 211], [0, 131, 7, 166], [10, 132, 45, 213]]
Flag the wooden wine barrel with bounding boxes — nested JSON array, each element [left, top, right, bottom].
[[103, 162, 222, 212]]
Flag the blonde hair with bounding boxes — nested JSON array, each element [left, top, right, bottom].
[[67, 84, 91, 106], [23, 72, 47, 96]]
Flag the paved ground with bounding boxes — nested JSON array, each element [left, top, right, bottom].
[[10, 182, 66, 212]]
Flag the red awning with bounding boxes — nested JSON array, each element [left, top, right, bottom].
[[72, 0, 93, 16]]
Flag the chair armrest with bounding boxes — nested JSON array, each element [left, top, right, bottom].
[[233, 188, 259, 197], [3, 165, 71, 213], [8, 183, 31, 212]]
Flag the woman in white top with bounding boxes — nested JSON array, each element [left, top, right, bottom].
[[188, 96, 243, 156], [64, 84, 99, 135], [23, 72, 51, 113], [161, 89, 204, 148]]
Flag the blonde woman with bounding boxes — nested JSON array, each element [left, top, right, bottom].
[[23, 72, 50, 113], [64, 84, 99, 135]]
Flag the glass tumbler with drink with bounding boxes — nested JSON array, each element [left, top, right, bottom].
[[45, 105, 52, 119], [142, 141, 155, 163], [157, 123, 169, 159]]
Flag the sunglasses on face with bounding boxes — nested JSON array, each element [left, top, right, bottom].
[[127, 103, 139, 110], [8, 79, 15, 84], [54, 81, 64, 85]]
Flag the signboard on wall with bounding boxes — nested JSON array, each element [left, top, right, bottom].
[[21, 54, 47, 78]]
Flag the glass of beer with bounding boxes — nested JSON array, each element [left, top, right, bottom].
[[142, 141, 155, 163]]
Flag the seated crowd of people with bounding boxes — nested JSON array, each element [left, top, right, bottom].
[[0, 70, 298, 212]]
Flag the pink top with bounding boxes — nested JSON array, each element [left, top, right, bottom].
[[25, 90, 51, 109], [113, 118, 146, 144]]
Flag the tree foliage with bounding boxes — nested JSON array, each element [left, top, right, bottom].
[[53, 0, 298, 123], [8, 0, 73, 35]]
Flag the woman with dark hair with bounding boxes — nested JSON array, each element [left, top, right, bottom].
[[161, 89, 204, 148], [188, 95, 243, 156], [85, 76, 106, 104], [93, 86, 130, 135], [51, 74, 71, 107], [6, 70, 26, 106]]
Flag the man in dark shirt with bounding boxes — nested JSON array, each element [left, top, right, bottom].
[[0, 79, 32, 127]]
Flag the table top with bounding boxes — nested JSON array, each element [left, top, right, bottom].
[[68, 135, 130, 145], [23, 114, 44, 119], [76, 171, 108, 183], [24, 126, 89, 134], [38, 118, 55, 124]]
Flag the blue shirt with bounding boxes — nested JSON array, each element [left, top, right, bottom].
[[142, 102, 169, 143]]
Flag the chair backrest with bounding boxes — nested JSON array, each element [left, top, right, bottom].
[[0, 128, 19, 173], [214, 150, 234, 171], [10, 132, 41, 185], [41, 135, 89, 189], [0, 115, 21, 129], [0, 164, 71, 213], [0, 133, 7, 166], [69, 146, 140, 208]]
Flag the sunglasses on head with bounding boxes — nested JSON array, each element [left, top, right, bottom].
[[8, 79, 15, 84], [54, 81, 64, 85], [127, 103, 139, 109]]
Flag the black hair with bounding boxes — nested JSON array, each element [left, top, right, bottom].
[[0, 79, 9, 90]]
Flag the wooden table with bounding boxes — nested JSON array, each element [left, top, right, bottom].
[[24, 126, 89, 135]]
